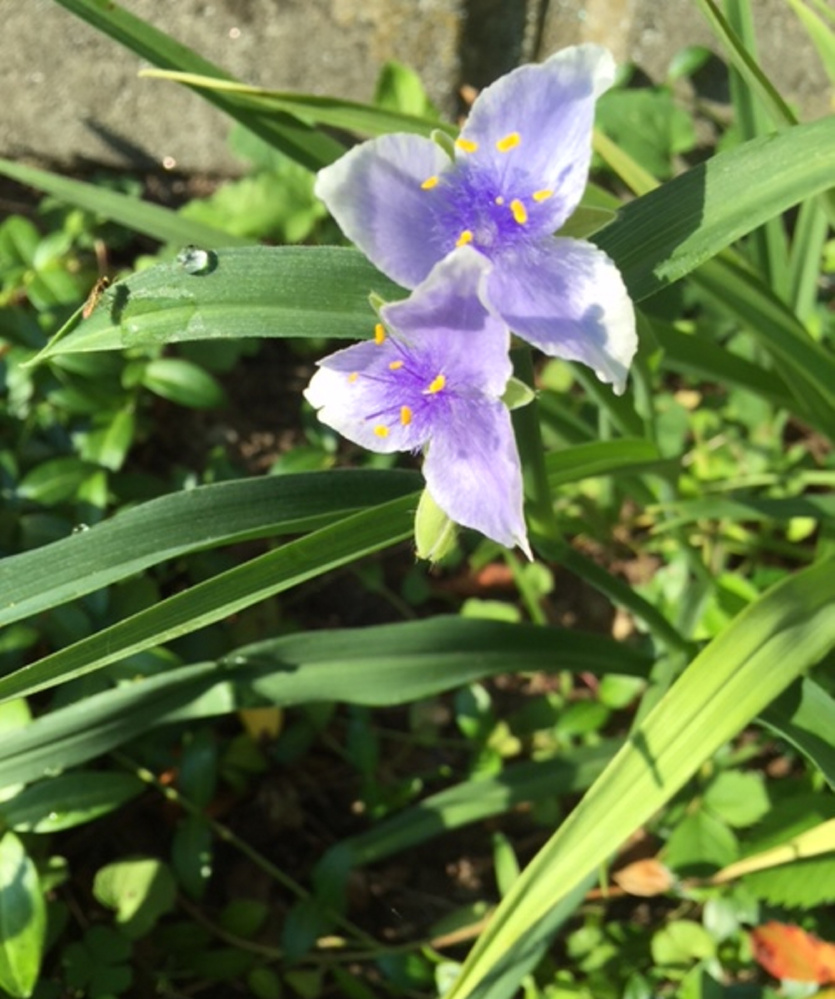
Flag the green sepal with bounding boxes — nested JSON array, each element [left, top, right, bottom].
[[501, 376, 536, 412], [415, 488, 458, 563], [431, 128, 457, 159]]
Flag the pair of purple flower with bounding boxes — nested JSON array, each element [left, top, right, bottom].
[[305, 45, 636, 556]]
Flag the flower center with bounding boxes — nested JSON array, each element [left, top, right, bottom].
[[419, 132, 554, 258], [357, 331, 450, 438]]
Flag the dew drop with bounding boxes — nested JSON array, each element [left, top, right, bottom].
[[72, 523, 90, 533], [177, 245, 213, 275]]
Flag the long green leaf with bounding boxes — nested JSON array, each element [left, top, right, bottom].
[[651, 494, 835, 532], [696, 0, 835, 226], [694, 256, 835, 436], [594, 116, 835, 302], [723, 0, 789, 296], [545, 439, 673, 487], [651, 321, 795, 411], [786, 0, 835, 80], [444, 558, 835, 998], [33, 247, 403, 360], [0, 470, 419, 630], [697, 0, 797, 126], [140, 70, 455, 139], [0, 619, 647, 788], [0, 494, 418, 702], [0, 157, 250, 248], [28, 118, 835, 361], [330, 742, 620, 868], [761, 677, 835, 790], [51, 0, 344, 171]]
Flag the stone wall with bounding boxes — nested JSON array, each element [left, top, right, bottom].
[[2, 0, 830, 175]]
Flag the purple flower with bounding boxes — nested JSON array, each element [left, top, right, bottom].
[[304, 249, 530, 556], [315, 45, 636, 393]]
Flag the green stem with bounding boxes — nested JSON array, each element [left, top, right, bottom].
[[113, 751, 380, 950], [510, 347, 560, 540]]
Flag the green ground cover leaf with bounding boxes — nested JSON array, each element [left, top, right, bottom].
[[0, 832, 46, 998], [741, 855, 835, 909]]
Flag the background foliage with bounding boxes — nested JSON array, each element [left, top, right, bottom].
[[0, 1, 833, 997]]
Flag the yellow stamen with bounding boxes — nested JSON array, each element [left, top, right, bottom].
[[496, 132, 520, 152], [421, 175, 439, 190], [374, 425, 390, 438], [374, 323, 386, 345], [510, 199, 528, 224], [389, 360, 404, 371], [494, 195, 505, 205], [427, 374, 446, 394], [348, 372, 359, 383], [455, 137, 478, 154], [456, 229, 474, 248], [533, 189, 554, 202], [400, 406, 412, 426]]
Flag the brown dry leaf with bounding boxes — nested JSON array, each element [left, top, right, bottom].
[[612, 858, 674, 897]]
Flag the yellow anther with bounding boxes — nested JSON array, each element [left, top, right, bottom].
[[427, 374, 446, 394], [494, 195, 505, 205], [374, 323, 386, 345], [421, 176, 439, 190], [496, 132, 520, 152], [455, 137, 479, 154], [456, 229, 474, 248], [400, 406, 413, 426], [533, 189, 554, 202], [389, 360, 404, 371], [510, 199, 528, 224], [374, 425, 390, 438], [348, 372, 359, 383]]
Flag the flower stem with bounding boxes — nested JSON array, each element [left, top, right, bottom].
[[510, 347, 560, 540]]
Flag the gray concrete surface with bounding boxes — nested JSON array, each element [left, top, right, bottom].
[[2, 0, 831, 176]]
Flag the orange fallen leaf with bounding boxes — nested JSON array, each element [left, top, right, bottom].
[[750, 922, 835, 983]]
